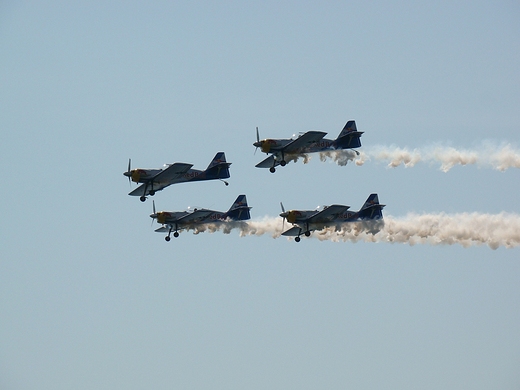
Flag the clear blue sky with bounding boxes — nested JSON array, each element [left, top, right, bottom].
[[1, 1, 519, 389]]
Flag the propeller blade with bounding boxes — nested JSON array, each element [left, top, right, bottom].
[[127, 159, 132, 185], [254, 127, 260, 155], [280, 202, 286, 230], [151, 200, 156, 226]]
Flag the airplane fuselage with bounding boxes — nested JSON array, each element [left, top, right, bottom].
[[125, 167, 209, 185]]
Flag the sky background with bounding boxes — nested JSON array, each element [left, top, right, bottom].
[[1, 1, 519, 389]]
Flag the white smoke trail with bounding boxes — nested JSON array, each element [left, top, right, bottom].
[[318, 143, 520, 172], [183, 213, 520, 249]]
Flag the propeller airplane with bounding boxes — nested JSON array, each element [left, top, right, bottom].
[[124, 152, 231, 202], [279, 193, 385, 242], [150, 195, 252, 241], [254, 120, 363, 173]]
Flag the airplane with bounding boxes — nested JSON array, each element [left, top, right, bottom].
[[279, 193, 385, 242], [253, 120, 363, 173], [124, 152, 231, 202], [150, 194, 252, 241]]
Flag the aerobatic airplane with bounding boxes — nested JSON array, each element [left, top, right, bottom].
[[124, 152, 231, 202], [253, 120, 363, 173], [150, 195, 252, 241], [279, 193, 385, 242]]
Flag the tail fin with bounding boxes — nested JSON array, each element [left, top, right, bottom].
[[207, 152, 227, 169], [338, 121, 357, 137], [225, 194, 251, 221], [205, 152, 231, 179], [358, 193, 385, 220], [334, 120, 363, 149]]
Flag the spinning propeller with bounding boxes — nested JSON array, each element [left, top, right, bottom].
[[254, 127, 271, 154], [280, 202, 286, 230], [126, 159, 132, 186], [150, 200, 168, 225], [151, 200, 156, 226], [254, 127, 260, 155], [125, 158, 142, 184], [279, 202, 298, 230]]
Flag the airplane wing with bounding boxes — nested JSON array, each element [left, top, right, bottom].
[[154, 209, 214, 231], [155, 226, 170, 233], [306, 204, 350, 223], [255, 155, 279, 169], [282, 131, 327, 153], [128, 163, 193, 196], [152, 162, 193, 184], [129, 184, 152, 197], [175, 209, 215, 224], [281, 226, 302, 237]]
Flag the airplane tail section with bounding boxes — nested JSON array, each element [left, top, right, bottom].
[[358, 193, 385, 220], [205, 152, 231, 179], [334, 120, 363, 149], [224, 194, 252, 221]]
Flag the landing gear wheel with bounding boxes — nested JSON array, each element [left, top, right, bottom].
[[269, 167, 276, 173], [173, 231, 179, 238], [149, 190, 155, 196], [165, 236, 171, 242], [280, 160, 286, 166], [304, 231, 311, 237], [140, 196, 146, 202], [295, 236, 301, 242]]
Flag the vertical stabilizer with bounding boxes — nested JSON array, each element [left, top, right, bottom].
[[359, 193, 385, 220], [225, 195, 251, 221]]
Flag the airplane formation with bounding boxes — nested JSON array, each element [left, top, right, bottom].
[[124, 120, 385, 242]]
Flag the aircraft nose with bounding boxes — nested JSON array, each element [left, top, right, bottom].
[[253, 141, 261, 147], [280, 212, 288, 218], [150, 213, 157, 219], [123, 171, 130, 177]]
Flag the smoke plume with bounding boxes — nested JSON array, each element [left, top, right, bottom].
[[183, 213, 520, 249], [317, 143, 520, 172]]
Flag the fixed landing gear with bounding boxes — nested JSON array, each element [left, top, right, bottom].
[[294, 231, 310, 243], [165, 229, 180, 242], [140, 196, 146, 202], [270, 167, 276, 173]]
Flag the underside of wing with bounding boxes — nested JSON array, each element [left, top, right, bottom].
[[281, 226, 302, 237], [154, 226, 170, 233], [255, 155, 279, 169], [283, 131, 327, 153], [128, 181, 172, 196], [307, 204, 350, 223], [128, 184, 148, 196]]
